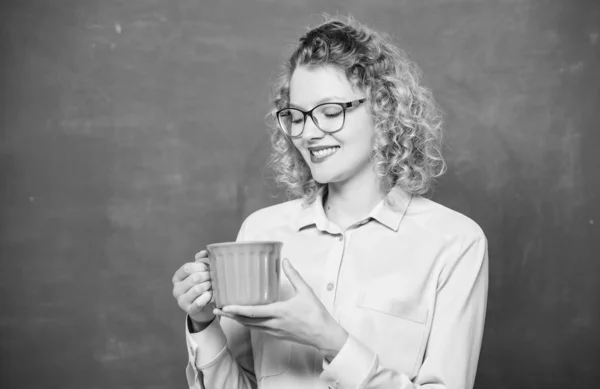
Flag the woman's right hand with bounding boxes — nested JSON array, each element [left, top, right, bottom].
[[172, 250, 215, 330]]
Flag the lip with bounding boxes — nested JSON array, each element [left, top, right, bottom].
[[307, 145, 340, 152], [308, 145, 340, 164]]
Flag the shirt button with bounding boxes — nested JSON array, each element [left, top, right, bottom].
[[326, 282, 334, 291], [338, 235, 344, 241]]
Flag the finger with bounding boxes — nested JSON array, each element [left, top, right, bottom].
[[215, 309, 275, 327], [213, 308, 232, 319], [194, 250, 208, 262], [282, 258, 309, 293], [221, 302, 282, 318], [188, 290, 213, 315], [172, 262, 208, 284], [177, 280, 211, 310], [173, 270, 211, 298]]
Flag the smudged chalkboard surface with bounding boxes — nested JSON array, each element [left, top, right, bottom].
[[1, 0, 598, 388]]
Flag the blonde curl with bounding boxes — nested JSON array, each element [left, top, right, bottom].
[[267, 14, 446, 203]]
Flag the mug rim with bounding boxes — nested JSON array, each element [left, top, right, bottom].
[[206, 240, 283, 250]]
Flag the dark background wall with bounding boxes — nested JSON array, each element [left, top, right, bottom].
[[1, 0, 598, 388]]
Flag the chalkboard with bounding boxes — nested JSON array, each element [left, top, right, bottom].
[[1, 0, 598, 388]]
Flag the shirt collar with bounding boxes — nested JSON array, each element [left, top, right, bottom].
[[368, 186, 413, 231], [296, 190, 330, 232], [295, 186, 412, 232]]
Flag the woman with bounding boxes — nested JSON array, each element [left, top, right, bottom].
[[172, 15, 488, 389]]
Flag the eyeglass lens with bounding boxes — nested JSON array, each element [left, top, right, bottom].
[[278, 103, 345, 136]]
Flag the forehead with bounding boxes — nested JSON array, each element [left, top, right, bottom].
[[289, 65, 358, 108]]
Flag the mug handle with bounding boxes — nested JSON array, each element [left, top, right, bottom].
[[195, 248, 215, 305]]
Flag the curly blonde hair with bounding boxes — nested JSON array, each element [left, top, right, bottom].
[[268, 14, 446, 203]]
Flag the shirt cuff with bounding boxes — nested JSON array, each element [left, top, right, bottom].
[[185, 315, 228, 369], [320, 334, 378, 389]]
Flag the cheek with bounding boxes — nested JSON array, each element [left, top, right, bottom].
[[291, 138, 302, 151], [292, 140, 308, 160], [346, 118, 376, 152], [362, 119, 377, 151]]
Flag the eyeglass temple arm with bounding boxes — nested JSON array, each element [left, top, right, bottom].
[[345, 98, 366, 108]]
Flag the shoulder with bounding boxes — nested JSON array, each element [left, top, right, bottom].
[[410, 197, 488, 283], [240, 198, 304, 232], [409, 196, 485, 241]]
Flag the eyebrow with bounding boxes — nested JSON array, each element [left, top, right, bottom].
[[288, 96, 346, 109]]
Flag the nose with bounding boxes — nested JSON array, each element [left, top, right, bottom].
[[302, 114, 325, 140]]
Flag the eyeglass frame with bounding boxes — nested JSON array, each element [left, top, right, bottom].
[[275, 98, 366, 138]]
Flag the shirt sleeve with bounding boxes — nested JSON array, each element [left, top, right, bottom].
[[184, 217, 258, 389], [320, 233, 489, 389]]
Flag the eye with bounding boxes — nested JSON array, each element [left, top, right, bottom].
[[280, 109, 304, 125], [324, 111, 342, 118], [322, 106, 343, 118]]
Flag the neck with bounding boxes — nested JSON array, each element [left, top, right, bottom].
[[324, 168, 386, 229]]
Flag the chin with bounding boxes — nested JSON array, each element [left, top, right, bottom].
[[307, 169, 329, 185], [313, 177, 330, 185], [309, 172, 328, 185], [304, 159, 344, 185], [310, 170, 343, 185]]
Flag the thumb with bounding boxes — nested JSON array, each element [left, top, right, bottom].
[[282, 258, 309, 293]]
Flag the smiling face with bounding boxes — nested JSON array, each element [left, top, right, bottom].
[[288, 65, 376, 186]]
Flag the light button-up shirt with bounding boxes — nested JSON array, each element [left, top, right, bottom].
[[185, 187, 489, 389]]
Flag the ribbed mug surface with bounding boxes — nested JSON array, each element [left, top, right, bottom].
[[206, 241, 282, 308]]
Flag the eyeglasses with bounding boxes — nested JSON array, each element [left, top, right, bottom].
[[276, 98, 366, 137]]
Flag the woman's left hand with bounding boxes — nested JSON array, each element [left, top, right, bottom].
[[214, 258, 348, 358]]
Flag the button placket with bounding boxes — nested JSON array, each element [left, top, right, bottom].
[[320, 232, 346, 313], [330, 231, 349, 317]]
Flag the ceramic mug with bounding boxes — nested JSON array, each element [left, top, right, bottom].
[[198, 241, 283, 308]]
